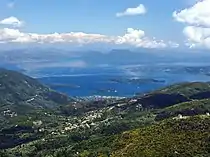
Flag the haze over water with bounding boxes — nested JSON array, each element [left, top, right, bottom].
[[38, 64, 210, 97]]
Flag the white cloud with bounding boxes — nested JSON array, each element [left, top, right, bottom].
[[0, 28, 24, 43], [0, 27, 110, 44], [173, 0, 210, 27], [0, 17, 178, 49], [7, 1, 15, 8], [0, 16, 24, 27], [116, 4, 147, 17], [115, 28, 167, 48], [173, 0, 210, 49], [183, 26, 210, 48], [0, 27, 178, 49]]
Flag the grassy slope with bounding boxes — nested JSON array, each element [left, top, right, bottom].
[[111, 116, 210, 157]]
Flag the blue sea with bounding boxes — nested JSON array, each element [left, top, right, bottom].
[[37, 64, 210, 97]]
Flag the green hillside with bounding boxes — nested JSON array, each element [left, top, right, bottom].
[[0, 69, 210, 157], [156, 99, 210, 120], [0, 68, 71, 108], [111, 116, 210, 157], [156, 82, 210, 98]]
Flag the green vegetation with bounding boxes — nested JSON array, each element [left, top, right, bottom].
[[156, 99, 210, 120], [111, 116, 210, 157], [0, 69, 210, 157], [0, 68, 71, 112], [157, 82, 210, 97]]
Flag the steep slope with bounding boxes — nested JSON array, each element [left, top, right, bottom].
[[0, 68, 71, 109], [0, 68, 75, 149], [0, 68, 73, 129], [111, 116, 210, 157]]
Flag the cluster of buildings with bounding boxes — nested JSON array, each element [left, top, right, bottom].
[[2, 109, 17, 117]]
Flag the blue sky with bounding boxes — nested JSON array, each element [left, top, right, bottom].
[[0, 0, 210, 50], [0, 0, 183, 37]]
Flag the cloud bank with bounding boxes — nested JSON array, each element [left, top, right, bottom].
[[0, 19, 177, 48]]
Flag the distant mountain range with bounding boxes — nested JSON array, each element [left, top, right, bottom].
[[1, 48, 210, 73]]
